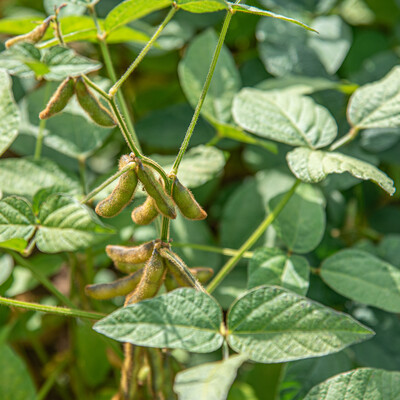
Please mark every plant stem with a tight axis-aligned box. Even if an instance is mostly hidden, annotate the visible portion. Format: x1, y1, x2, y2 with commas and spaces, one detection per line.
81, 161, 136, 204
81, 74, 111, 100
88, 4, 142, 153
109, 7, 178, 97
207, 180, 300, 293
34, 82, 51, 160
9, 251, 76, 309
171, 8, 234, 174
171, 242, 254, 259
0, 296, 104, 320
329, 126, 360, 151
109, 97, 141, 155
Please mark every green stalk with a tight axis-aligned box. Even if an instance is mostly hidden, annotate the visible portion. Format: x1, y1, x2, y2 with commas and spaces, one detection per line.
81, 74, 111, 100
88, 4, 142, 153
0, 296, 104, 320
207, 180, 300, 293
109, 7, 178, 96
329, 126, 360, 151
81, 161, 136, 204
171, 242, 254, 259
171, 9, 234, 175
109, 97, 141, 155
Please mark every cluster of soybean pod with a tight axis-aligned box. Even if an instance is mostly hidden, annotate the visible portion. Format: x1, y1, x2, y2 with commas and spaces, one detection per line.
39, 72, 213, 303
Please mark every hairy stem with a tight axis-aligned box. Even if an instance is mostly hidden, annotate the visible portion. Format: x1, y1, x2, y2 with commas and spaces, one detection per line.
0, 296, 104, 320
171, 242, 254, 259
171, 9, 234, 175
88, 3, 142, 153
207, 180, 300, 293
329, 126, 360, 151
109, 7, 178, 97
108, 97, 141, 155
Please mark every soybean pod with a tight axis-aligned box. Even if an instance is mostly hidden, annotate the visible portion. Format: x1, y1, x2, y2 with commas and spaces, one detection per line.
106, 241, 154, 265
39, 77, 75, 120
159, 247, 205, 292
172, 177, 207, 220
125, 244, 166, 305
85, 269, 144, 300
135, 161, 176, 219
95, 155, 138, 218
131, 196, 159, 225
75, 77, 116, 127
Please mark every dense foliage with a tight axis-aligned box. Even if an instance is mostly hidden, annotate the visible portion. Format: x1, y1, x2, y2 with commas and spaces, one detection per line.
0, 0, 400, 399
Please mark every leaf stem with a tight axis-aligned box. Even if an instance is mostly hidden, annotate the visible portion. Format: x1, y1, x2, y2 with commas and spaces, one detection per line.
88, 3, 142, 153
207, 180, 300, 293
109, 6, 178, 97
171, 8, 234, 175
0, 296, 104, 320
81, 161, 136, 204
329, 126, 360, 151
81, 74, 111, 100
108, 97, 140, 155
171, 242, 254, 259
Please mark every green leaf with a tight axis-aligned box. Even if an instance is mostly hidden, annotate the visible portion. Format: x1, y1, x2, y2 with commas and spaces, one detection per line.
0, 344, 36, 400
94, 288, 224, 353
177, 0, 228, 13
0, 239, 28, 252
35, 194, 112, 253
179, 29, 241, 124
0, 70, 20, 156
232, 89, 337, 148
304, 368, 400, 400
256, 18, 327, 78
227, 286, 374, 363
230, 3, 316, 32
105, 0, 172, 33
248, 247, 310, 295
321, 249, 400, 313
154, 145, 226, 188
0, 44, 101, 81
270, 184, 326, 254
348, 66, 400, 129
0, 17, 48, 36
308, 16, 352, 74
174, 354, 248, 400
0, 196, 36, 244
286, 147, 396, 195
0, 158, 80, 198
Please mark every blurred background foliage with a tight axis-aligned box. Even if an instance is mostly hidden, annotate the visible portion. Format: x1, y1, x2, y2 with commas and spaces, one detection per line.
0, 0, 400, 399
